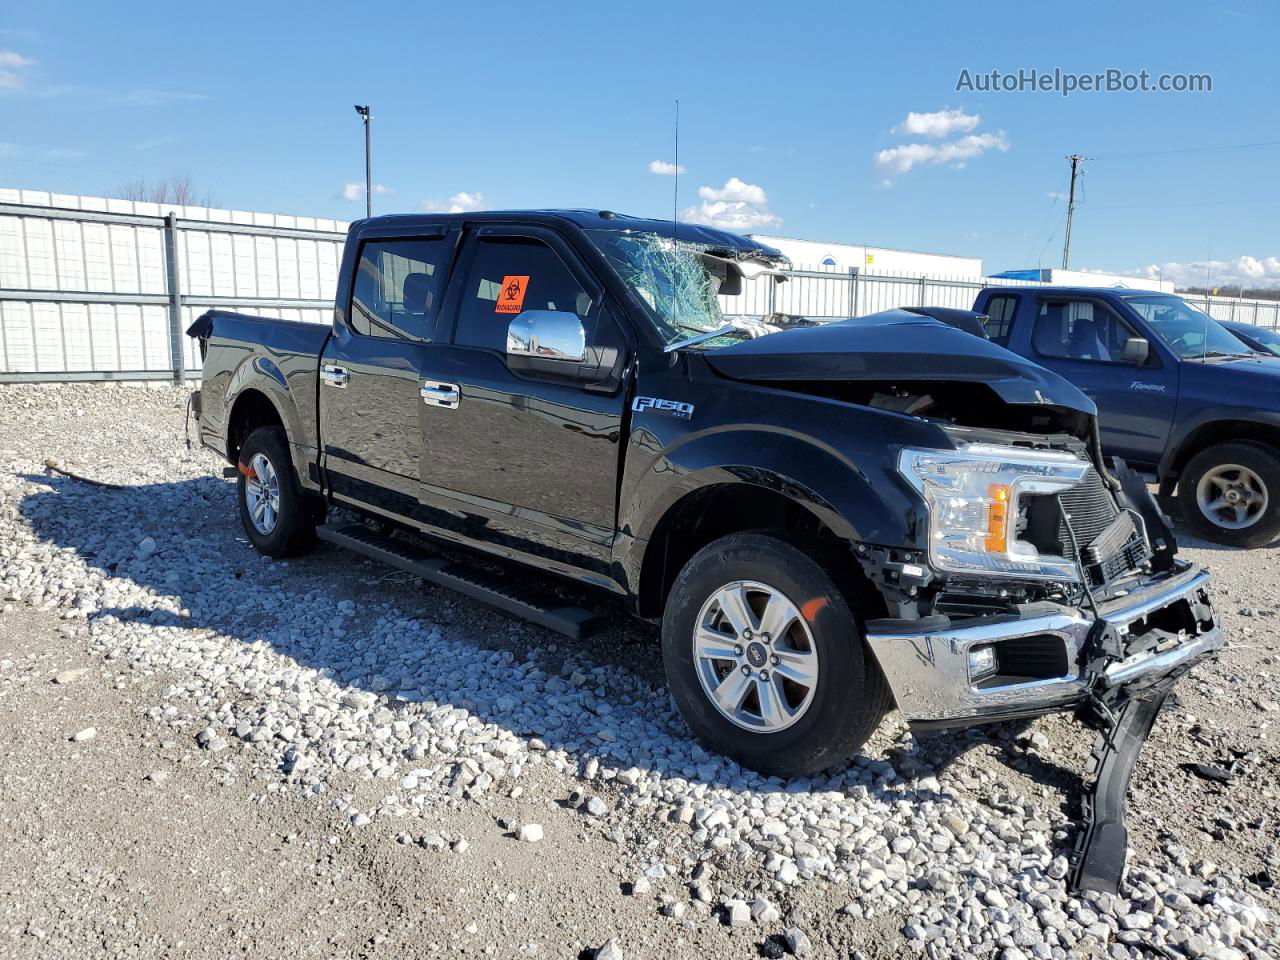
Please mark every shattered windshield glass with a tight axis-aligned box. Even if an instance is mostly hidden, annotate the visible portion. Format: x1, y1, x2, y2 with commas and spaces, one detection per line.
586, 229, 789, 348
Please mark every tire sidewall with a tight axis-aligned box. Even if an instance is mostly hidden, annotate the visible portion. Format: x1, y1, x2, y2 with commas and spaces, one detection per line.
662, 534, 881, 777
237, 427, 305, 557
1179, 442, 1280, 547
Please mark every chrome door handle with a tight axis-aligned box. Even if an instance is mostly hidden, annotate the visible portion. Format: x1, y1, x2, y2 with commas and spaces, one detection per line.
420, 380, 460, 409
321, 365, 350, 388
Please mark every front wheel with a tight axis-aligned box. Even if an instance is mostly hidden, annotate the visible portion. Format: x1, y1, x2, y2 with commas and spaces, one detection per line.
236, 426, 322, 557
1177, 441, 1280, 548
661, 532, 891, 778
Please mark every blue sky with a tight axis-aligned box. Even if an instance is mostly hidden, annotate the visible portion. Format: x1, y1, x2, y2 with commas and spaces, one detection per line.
1, 1, 1276, 288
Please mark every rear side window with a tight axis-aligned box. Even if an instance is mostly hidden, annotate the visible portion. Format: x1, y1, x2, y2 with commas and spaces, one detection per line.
981, 295, 1017, 345
350, 237, 451, 341
453, 237, 594, 352
1032, 299, 1138, 362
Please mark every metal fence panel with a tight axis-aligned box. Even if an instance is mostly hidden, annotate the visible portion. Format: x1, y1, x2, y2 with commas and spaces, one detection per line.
0, 189, 347, 380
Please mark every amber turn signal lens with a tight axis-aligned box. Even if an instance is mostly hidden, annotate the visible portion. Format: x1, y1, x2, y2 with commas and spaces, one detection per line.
984, 484, 1010, 553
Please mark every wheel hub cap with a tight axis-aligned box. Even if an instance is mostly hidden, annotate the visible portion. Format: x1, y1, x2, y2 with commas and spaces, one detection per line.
692, 580, 819, 734
1196, 463, 1267, 530
245, 452, 281, 535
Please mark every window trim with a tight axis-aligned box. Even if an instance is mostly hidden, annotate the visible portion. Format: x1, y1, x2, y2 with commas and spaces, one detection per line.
1031, 294, 1160, 369
346, 232, 454, 343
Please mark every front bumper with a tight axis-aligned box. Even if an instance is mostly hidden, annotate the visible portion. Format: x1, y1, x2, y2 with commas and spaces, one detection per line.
865, 564, 1219, 727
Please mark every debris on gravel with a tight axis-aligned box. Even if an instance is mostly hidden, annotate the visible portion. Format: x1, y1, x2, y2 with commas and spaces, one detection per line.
2, 383, 1279, 960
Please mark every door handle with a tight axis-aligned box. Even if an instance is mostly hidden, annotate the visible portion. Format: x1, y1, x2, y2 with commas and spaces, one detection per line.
321, 365, 350, 388
420, 380, 460, 409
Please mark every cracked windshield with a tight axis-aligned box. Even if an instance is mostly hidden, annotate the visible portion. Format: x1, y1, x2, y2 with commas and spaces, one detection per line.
587, 229, 789, 348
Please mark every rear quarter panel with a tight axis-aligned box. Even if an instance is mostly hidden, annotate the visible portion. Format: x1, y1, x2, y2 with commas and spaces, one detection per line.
197, 311, 331, 479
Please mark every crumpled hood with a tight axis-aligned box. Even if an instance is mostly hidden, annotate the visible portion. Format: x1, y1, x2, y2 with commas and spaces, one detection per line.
704, 310, 1096, 415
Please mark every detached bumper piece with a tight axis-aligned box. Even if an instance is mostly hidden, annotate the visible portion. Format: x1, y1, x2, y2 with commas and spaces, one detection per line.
865, 564, 1220, 893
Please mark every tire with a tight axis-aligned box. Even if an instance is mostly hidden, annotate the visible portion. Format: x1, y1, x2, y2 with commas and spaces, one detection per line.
1177, 441, 1280, 548
236, 426, 323, 557
661, 531, 892, 778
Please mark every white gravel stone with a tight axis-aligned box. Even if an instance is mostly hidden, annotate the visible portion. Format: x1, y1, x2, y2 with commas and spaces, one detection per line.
70, 727, 96, 742
516, 823, 543, 843
1, 384, 1276, 960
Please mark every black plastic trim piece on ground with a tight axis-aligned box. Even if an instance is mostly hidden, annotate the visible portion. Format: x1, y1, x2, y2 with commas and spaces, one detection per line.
1070, 681, 1174, 894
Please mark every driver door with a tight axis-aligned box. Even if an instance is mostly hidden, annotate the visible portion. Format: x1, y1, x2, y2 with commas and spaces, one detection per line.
1030, 296, 1178, 466
413, 225, 631, 579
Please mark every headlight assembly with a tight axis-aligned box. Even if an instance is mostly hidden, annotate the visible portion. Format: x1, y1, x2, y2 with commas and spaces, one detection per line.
899, 444, 1089, 581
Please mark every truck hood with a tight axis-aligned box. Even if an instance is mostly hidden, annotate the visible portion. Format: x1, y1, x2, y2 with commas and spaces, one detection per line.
704, 310, 1096, 415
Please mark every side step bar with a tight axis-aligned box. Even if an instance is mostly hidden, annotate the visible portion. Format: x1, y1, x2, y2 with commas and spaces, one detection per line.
316, 522, 607, 641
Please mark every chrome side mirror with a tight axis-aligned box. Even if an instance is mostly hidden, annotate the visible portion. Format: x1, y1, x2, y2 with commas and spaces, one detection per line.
506, 310, 586, 362
1121, 337, 1149, 364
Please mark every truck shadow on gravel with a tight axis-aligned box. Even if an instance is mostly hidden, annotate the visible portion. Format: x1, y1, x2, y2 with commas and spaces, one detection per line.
20, 473, 1084, 813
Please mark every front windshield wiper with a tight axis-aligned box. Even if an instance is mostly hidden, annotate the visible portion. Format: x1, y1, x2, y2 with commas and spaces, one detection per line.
1197, 350, 1255, 360
663, 324, 754, 353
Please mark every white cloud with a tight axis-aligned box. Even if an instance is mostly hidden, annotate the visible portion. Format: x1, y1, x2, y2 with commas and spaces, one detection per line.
875, 131, 1009, 178
648, 160, 686, 175
0, 49, 33, 90
894, 108, 980, 139
680, 177, 781, 231
341, 182, 392, 202
421, 191, 486, 213
1123, 256, 1280, 290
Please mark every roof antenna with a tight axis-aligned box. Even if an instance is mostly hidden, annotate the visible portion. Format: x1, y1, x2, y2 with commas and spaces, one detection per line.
672, 99, 679, 239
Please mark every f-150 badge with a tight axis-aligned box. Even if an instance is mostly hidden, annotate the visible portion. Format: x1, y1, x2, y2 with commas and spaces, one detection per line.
632, 396, 694, 419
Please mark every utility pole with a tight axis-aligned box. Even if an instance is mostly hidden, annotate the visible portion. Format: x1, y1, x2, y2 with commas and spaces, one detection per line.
1061, 154, 1084, 270
354, 105, 372, 218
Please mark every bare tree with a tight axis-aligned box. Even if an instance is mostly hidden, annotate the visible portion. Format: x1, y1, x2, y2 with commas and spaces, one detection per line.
114, 175, 215, 207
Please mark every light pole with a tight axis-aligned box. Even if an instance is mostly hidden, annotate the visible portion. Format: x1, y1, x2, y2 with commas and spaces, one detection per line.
353, 104, 372, 218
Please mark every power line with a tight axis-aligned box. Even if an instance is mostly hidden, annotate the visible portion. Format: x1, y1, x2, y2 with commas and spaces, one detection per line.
1092, 139, 1280, 160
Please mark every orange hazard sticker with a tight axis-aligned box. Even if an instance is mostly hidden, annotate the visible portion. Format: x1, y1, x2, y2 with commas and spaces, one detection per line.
495, 275, 530, 314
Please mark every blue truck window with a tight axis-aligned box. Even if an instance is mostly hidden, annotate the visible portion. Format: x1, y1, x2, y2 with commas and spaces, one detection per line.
1033, 299, 1137, 363
982, 295, 1017, 345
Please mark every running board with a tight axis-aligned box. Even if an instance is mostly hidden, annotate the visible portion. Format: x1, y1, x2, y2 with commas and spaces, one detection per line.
316, 523, 607, 641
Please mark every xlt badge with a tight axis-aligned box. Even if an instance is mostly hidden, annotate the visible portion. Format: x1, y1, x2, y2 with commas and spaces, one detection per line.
632, 396, 694, 419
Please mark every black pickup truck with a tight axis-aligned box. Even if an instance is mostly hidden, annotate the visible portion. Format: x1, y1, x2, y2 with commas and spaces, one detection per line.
189, 210, 1221, 891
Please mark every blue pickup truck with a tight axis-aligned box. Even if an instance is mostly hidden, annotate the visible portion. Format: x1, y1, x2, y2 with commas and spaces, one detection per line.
972, 287, 1280, 547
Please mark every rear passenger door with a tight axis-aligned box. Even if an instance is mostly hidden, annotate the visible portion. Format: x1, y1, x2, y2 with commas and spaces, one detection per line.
414, 224, 631, 580
319, 228, 458, 517
1029, 296, 1178, 466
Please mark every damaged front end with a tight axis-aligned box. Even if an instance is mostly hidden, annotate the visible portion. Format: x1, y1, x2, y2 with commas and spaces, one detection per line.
861, 455, 1220, 893
702, 309, 1222, 893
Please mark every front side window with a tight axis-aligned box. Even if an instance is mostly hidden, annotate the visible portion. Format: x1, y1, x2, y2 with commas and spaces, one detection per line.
1123, 295, 1253, 359
1032, 299, 1139, 363
350, 237, 450, 341
454, 237, 594, 352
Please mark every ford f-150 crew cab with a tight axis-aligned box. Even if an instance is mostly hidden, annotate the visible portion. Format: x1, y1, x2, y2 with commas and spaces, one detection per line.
189, 210, 1221, 892
974, 286, 1280, 547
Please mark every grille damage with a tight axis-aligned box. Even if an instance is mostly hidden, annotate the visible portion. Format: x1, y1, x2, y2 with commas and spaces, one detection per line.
1025, 467, 1150, 587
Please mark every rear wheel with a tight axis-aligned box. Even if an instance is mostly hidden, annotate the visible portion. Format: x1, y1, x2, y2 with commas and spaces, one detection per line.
661, 532, 891, 778
236, 426, 323, 557
1177, 441, 1280, 547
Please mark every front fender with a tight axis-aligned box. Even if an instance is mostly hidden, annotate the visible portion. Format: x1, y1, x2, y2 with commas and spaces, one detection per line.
622, 423, 930, 548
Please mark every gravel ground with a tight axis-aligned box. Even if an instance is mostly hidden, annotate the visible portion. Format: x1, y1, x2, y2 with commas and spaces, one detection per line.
0, 382, 1277, 960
